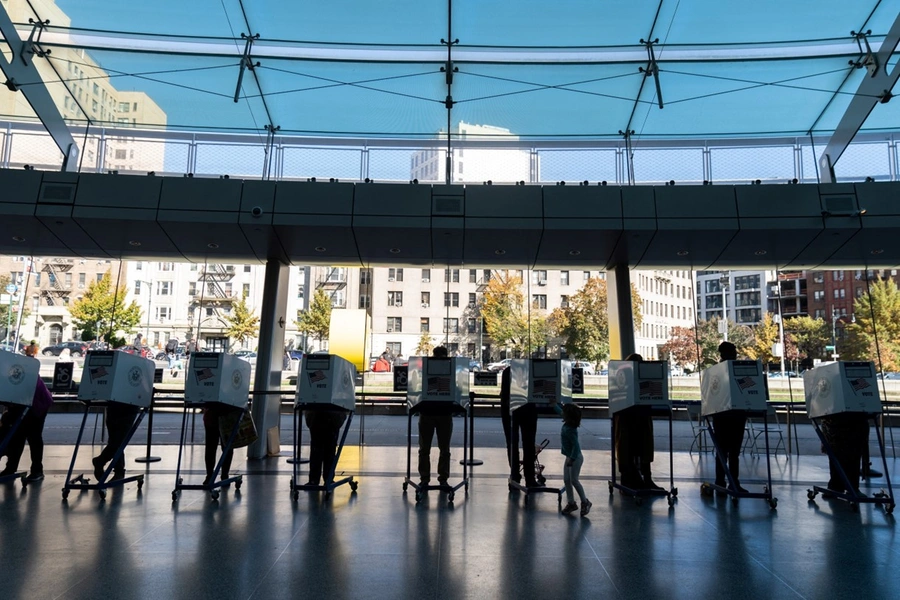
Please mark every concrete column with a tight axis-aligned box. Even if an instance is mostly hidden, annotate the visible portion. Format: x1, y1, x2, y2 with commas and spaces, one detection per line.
248, 259, 290, 459
607, 264, 636, 360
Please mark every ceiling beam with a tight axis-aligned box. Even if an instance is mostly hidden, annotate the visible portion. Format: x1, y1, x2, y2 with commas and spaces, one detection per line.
0, 5, 78, 171
819, 15, 900, 183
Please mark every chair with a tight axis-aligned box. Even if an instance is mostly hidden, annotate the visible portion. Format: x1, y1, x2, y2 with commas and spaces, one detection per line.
747, 405, 785, 458
687, 403, 712, 455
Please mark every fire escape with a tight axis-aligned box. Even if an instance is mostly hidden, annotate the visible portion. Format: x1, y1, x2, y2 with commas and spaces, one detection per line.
192, 264, 236, 329
317, 267, 347, 308
41, 258, 74, 307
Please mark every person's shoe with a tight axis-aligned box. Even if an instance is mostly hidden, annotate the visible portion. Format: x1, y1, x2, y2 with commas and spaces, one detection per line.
25, 472, 44, 482
92, 457, 104, 482
202, 477, 211, 486
113, 470, 125, 481
437, 478, 448, 487
643, 477, 665, 492
0, 468, 16, 477
734, 485, 749, 494
525, 480, 541, 489
864, 468, 883, 479
580, 500, 592, 516
562, 502, 578, 515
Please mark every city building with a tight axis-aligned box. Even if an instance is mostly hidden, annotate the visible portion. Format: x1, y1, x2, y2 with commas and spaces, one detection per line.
696, 270, 775, 327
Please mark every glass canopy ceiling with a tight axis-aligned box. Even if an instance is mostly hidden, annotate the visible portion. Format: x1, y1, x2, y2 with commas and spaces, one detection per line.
1, 0, 898, 140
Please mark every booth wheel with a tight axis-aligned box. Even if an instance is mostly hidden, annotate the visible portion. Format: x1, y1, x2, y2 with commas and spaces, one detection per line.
807, 489, 817, 501
700, 483, 713, 497
235, 480, 242, 491
172, 491, 179, 502
210, 490, 220, 501
350, 481, 358, 492
98, 490, 107, 501
886, 504, 895, 515
402, 482, 408, 493
608, 481, 614, 495
415, 491, 423, 503
849, 502, 859, 512
731, 496, 738, 506
62, 488, 70, 500
291, 490, 299, 501
768, 498, 778, 509
671, 487, 678, 497
635, 496, 643, 507
667, 495, 675, 507
448, 492, 455, 503
137, 480, 143, 491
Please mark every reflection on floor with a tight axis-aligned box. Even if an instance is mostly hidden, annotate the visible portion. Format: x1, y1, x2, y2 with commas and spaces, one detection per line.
0, 445, 896, 599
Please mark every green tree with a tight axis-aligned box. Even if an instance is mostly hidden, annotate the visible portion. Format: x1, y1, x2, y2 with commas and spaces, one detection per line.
295, 289, 332, 347
548, 277, 642, 365
69, 271, 142, 341
0, 274, 29, 341
480, 270, 549, 356
661, 318, 753, 371
843, 278, 900, 370
784, 315, 830, 360
744, 312, 779, 368
415, 332, 434, 356
224, 295, 259, 348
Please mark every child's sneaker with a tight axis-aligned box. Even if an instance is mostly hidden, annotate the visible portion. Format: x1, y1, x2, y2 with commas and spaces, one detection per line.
580, 500, 592, 516
562, 502, 578, 515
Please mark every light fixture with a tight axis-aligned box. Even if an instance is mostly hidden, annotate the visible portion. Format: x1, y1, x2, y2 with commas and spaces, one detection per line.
871, 249, 884, 255
676, 250, 689, 256
569, 250, 581, 256
11, 236, 25, 242
128, 240, 141, 247
754, 250, 767, 256
494, 249, 506, 255
389, 248, 401, 254
315, 247, 326, 252
207, 243, 219, 249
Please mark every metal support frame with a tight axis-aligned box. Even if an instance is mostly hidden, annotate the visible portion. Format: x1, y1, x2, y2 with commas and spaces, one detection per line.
0, 5, 78, 171
819, 17, 900, 183
639, 38, 664, 109
262, 123, 281, 181
234, 33, 261, 103
440, 0, 458, 185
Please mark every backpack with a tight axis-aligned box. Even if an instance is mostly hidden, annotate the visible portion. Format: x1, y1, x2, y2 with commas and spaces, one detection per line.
165, 339, 177, 353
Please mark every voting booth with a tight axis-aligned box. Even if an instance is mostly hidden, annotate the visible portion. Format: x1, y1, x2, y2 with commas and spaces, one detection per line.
0, 350, 40, 406
508, 359, 573, 412
406, 356, 470, 411
296, 354, 357, 412
700, 360, 767, 417
608, 360, 670, 415
185, 352, 251, 407
803, 361, 882, 419
77, 350, 154, 406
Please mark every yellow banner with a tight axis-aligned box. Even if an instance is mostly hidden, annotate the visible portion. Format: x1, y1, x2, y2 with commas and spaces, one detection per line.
328, 309, 370, 372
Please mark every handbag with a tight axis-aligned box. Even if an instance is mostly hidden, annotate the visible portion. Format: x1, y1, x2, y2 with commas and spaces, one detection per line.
219, 409, 259, 449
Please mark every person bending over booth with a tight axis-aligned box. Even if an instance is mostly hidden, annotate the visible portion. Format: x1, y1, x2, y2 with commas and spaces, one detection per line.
0, 377, 53, 481
305, 409, 347, 487
93, 402, 140, 481
711, 341, 747, 494
418, 346, 454, 486
500, 364, 539, 489
614, 353, 663, 491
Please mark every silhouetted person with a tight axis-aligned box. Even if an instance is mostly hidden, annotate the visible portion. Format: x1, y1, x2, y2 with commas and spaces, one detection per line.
711, 341, 747, 494
615, 353, 662, 491
418, 346, 454, 487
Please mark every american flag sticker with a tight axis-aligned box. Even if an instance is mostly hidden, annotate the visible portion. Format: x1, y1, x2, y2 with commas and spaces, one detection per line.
308, 370, 327, 384
639, 380, 664, 398
89, 366, 108, 382
427, 376, 450, 394
195, 367, 215, 383
850, 377, 870, 392
736, 376, 756, 392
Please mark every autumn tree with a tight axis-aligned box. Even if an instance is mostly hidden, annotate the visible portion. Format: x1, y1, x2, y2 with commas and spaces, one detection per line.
661, 318, 754, 371
0, 274, 29, 341
744, 312, 779, 367
784, 315, 830, 360
415, 332, 434, 356
480, 270, 549, 356
224, 295, 259, 348
69, 271, 142, 342
549, 277, 642, 366
843, 278, 900, 370
295, 289, 333, 348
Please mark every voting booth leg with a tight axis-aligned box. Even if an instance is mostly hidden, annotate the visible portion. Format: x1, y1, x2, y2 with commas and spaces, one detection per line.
808, 417, 894, 514
63, 403, 146, 501
460, 392, 483, 466
701, 414, 777, 509
172, 403, 245, 503
134, 395, 161, 464
286, 407, 309, 465
0, 407, 28, 487
607, 409, 676, 506
290, 410, 357, 499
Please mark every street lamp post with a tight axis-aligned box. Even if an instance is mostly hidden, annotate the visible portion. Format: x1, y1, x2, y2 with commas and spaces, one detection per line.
830, 307, 840, 360
772, 284, 786, 374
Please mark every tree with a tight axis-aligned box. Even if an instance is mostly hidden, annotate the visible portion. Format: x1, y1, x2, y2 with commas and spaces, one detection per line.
549, 277, 642, 366
843, 278, 900, 370
69, 271, 142, 342
480, 270, 550, 356
224, 295, 259, 348
661, 318, 754, 371
295, 289, 332, 347
744, 312, 779, 368
784, 315, 830, 360
415, 332, 434, 356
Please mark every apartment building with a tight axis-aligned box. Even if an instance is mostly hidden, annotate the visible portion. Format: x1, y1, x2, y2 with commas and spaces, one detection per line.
634, 269, 696, 360
696, 270, 774, 327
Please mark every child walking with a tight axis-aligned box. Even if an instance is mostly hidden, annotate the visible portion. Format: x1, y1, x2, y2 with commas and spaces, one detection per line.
559, 403, 591, 516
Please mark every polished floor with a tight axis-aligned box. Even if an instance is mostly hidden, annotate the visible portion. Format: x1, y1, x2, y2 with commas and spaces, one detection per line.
0, 425, 897, 600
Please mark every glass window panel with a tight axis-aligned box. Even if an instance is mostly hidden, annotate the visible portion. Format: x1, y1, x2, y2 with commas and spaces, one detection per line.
833, 142, 892, 182
537, 149, 617, 184
709, 146, 795, 183
281, 147, 363, 181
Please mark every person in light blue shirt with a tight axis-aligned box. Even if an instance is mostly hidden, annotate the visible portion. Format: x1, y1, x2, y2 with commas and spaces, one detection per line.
556, 402, 591, 516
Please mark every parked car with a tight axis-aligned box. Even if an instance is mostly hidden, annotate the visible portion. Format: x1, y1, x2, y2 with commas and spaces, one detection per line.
468, 360, 482, 372
42, 341, 89, 358
486, 358, 512, 372
118, 345, 153, 359
572, 361, 595, 375
0, 342, 25, 354
288, 350, 304, 361
768, 370, 799, 378
234, 350, 258, 366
